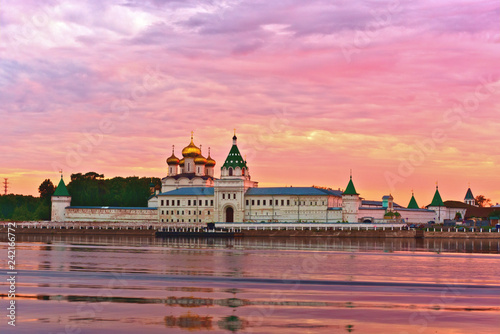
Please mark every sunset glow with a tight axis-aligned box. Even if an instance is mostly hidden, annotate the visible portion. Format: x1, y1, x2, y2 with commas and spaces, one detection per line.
2, 0, 500, 206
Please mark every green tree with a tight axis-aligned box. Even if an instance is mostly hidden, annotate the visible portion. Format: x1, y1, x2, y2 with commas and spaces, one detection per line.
11, 204, 36, 221
34, 202, 51, 220
475, 195, 491, 208
66, 172, 158, 207
39, 179, 55, 199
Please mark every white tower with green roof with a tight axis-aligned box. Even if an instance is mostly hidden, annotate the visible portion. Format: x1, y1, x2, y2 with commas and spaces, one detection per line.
341, 175, 360, 223
464, 187, 476, 206
214, 132, 258, 222
51, 175, 72, 222
427, 185, 445, 223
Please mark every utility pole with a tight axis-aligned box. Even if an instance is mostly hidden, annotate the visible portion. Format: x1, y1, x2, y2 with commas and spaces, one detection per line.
3, 178, 8, 195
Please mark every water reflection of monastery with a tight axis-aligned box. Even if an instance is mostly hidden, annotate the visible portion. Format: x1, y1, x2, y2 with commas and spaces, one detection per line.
52, 132, 482, 224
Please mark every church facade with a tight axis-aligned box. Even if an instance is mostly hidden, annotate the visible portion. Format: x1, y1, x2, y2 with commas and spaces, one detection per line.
52, 132, 478, 225
147, 133, 435, 225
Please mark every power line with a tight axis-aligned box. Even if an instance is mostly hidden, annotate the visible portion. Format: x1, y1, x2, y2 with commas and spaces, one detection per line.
3, 178, 8, 195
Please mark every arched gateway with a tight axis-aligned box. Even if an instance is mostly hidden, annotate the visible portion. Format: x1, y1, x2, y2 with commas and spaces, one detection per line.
225, 206, 234, 223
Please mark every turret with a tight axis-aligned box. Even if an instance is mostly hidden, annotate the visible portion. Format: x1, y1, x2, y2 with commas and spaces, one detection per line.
51, 175, 71, 222
342, 174, 360, 223
427, 184, 445, 223
464, 187, 476, 206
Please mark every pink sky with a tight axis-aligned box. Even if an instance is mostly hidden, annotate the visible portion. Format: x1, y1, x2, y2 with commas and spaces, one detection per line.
2, 0, 500, 207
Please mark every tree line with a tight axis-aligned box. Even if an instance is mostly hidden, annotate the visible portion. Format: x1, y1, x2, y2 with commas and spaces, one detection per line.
0, 172, 160, 221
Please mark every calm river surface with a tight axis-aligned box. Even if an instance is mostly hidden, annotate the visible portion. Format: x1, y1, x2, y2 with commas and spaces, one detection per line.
1, 235, 500, 334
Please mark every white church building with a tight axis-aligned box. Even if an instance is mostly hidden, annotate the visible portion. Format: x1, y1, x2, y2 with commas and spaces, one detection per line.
147, 133, 435, 225
52, 132, 465, 225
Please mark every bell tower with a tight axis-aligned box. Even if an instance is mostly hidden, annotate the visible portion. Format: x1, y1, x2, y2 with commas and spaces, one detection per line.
214, 132, 257, 222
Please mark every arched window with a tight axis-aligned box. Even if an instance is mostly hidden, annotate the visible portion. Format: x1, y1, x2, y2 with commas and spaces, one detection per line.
242, 168, 245, 176
228, 167, 233, 176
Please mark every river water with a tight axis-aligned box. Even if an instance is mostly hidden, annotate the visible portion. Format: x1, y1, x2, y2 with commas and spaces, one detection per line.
1, 235, 499, 334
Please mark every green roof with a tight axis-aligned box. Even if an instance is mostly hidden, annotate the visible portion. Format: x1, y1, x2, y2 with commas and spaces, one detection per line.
53, 177, 70, 197
407, 194, 419, 209
343, 176, 358, 195
429, 187, 444, 206
464, 188, 474, 200
222, 144, 247, 169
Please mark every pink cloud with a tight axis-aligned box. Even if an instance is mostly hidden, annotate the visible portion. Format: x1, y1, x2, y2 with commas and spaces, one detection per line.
1, 0, 500, 206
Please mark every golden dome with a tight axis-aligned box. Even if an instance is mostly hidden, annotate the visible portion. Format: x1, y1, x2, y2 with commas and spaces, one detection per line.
205, 147, 216, 167
182, 132, 201, 158
194, 154, 206, 165
179, 158, 185, 167
166, 145, 180, 165
195, 145, 207, 164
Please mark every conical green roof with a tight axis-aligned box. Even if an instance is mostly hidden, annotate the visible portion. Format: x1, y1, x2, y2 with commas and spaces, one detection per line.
222, 143, 247, 169
53, 177, 70, 197
464, 188, 474, 200
407, 193, 419, 209
429, 186, 444, 206
343, 176, 358, 195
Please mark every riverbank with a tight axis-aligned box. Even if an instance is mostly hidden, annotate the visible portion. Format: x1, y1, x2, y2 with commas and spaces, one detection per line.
2, 223, 500, 239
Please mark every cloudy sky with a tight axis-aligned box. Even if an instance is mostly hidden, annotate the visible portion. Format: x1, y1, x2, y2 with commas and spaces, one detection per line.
2, 0, 500, 206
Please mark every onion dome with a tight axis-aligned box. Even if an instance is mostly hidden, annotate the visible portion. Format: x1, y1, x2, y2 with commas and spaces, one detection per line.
206, 147, 216, 167
194, 145, 207, 165
166, 145, 180, 165
179, 158, 185, 167
194, 154, 207, 164
182, 132, 201, 158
